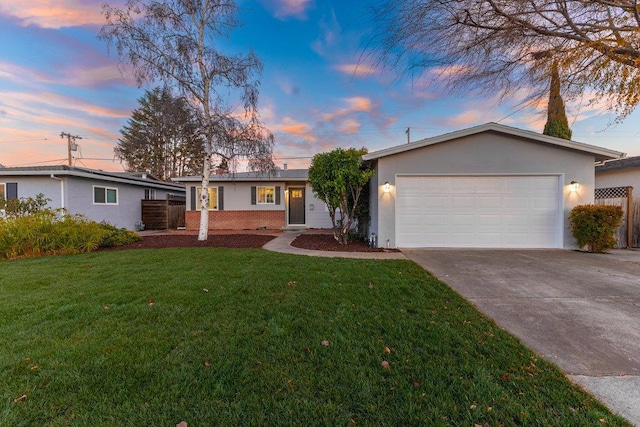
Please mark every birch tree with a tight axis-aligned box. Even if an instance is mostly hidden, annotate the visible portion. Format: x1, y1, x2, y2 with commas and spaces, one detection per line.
101, 0, 274, 240
367, 0, 640, 122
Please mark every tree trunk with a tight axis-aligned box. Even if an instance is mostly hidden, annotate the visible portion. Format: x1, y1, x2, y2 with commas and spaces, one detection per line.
198, 143, 212, 241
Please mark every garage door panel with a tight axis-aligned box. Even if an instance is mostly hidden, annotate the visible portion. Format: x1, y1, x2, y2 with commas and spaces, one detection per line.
476, 196, 503, 209
450, 196, 476, 209
396, 175, 560, 248
476, 215, 502, 227
534, 195, 558, 209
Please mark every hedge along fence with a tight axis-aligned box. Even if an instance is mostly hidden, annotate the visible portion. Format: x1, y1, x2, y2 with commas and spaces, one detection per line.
569, 205, 624, 253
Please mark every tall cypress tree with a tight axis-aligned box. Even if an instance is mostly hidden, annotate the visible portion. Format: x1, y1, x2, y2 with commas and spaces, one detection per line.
543, 61, 572, 140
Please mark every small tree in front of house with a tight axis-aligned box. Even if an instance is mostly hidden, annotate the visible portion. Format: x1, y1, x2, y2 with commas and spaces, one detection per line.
308, 148, 374, 245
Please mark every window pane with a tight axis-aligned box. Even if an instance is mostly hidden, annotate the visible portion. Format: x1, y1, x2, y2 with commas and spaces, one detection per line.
107, 188, 117, 204
197, 187, 218, 210
94, 187, 105, 203
258, 186, 274, 204
208, 187, 217, 209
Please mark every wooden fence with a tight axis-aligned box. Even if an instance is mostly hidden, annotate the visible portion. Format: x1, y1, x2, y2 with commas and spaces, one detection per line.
594, 186, 636, 248
141, 195, 186, 230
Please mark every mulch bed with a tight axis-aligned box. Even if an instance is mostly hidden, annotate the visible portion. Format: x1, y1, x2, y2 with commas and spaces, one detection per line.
100, 234, 276, 251
291, 233, 400, 252
100, 232, 399, 253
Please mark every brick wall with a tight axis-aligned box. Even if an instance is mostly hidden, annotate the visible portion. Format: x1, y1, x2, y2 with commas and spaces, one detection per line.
185, 210, 285, 230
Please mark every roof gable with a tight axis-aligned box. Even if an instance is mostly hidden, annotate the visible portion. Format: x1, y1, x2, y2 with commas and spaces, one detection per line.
362, 123, 625, 163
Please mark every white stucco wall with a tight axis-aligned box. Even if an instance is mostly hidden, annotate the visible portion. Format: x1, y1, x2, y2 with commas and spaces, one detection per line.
304, 185, 334, 229
370, 132, 597, 249
596, 168, 640, 194
0, 177, 64, 208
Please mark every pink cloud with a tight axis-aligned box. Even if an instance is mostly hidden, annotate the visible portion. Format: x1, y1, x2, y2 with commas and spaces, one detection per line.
0, 0, 111, 28
0, 61, 134, 89
258, 0, 313, 20
336, 118, 361, 135
333, 63, 378, 78
322, 97, 374, 121
277, 117, 317, 141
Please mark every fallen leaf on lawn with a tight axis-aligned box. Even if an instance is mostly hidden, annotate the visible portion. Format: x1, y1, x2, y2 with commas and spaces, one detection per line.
176, 422, 188, 427
368, 282, 373, 289
381, 361, 390, 369
487, 406, 493, 412
103, 306, 110, 311
23, 357, 30, 361
501, 373, 510, 381
412, 380, 420, 388
305, 347, 311, 354
384, 346, 391, 354
204, 361, 211, 368
203, 288, 209, 293
470, 404, 477, 410
30, 365, 39, 370
287, 281, 296, 287
321, 340, 330, 346
350, 418, 356, 425
148, 299, 155, 307
13, 394, 27, 403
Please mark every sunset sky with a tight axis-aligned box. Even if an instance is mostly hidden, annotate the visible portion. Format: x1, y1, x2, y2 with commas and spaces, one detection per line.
1, 0, 638, 172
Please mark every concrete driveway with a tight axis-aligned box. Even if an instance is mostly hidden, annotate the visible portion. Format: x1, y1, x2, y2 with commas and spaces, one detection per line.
403, 249, 640, 426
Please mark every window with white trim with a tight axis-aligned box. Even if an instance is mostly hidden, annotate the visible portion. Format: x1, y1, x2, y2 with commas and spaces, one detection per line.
197, 187, 218, 210
144, 189, 156, 200
94, 186, 118, 205
257, 186, 275, 204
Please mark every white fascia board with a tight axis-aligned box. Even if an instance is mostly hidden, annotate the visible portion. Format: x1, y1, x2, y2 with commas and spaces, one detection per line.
362, 122, 625, 162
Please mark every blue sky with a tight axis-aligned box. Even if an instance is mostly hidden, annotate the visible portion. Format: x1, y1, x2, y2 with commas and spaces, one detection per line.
0, 0, 638, 171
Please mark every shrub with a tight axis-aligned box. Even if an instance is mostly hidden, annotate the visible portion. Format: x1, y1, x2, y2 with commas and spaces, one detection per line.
569, 205, 623, 253
0, 193, 51, 218
0, 196, 140, 259
97, 222, 141, 247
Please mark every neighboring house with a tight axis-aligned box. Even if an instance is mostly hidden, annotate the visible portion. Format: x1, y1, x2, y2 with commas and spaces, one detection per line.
0, 165, 185, 230
173, 168, 334, 230
362, 122, 624, 249
595, 155, 640, 193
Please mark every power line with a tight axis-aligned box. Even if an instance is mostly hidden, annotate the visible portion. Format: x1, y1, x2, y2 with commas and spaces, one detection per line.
5, 158, 68, 167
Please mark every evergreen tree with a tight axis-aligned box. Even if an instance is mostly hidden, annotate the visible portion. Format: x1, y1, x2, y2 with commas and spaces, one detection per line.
116, 87, 204, 181
543, 62, 572, 140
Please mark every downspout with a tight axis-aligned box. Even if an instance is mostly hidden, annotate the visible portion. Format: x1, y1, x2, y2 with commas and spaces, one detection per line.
50, 174, 64, 210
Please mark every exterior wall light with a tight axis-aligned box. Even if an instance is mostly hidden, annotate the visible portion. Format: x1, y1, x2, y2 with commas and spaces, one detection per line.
570, 181, 580, 191
383, 181, 391, 193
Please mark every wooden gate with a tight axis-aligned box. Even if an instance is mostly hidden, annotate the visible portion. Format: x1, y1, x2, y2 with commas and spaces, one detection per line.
141, 195, 186, 230
594, 186, 635, 248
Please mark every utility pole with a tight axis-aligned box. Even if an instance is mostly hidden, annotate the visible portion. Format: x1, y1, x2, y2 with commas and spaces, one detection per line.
60, 132, 82, 166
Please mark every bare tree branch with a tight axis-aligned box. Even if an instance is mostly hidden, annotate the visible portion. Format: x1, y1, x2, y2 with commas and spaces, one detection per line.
366, 0, 640, 121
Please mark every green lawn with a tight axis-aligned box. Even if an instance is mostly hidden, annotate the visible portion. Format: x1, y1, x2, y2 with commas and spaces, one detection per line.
0, 248, 630, 426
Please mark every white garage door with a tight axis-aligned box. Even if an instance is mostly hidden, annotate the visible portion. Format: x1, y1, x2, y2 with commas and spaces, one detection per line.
396, 175, 561, 248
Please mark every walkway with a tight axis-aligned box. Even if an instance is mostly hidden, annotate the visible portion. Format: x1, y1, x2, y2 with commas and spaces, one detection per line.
262, 230, 406, 260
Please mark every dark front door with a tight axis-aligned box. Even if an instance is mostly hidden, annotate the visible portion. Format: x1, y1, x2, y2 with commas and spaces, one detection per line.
288, 187, 305, 225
